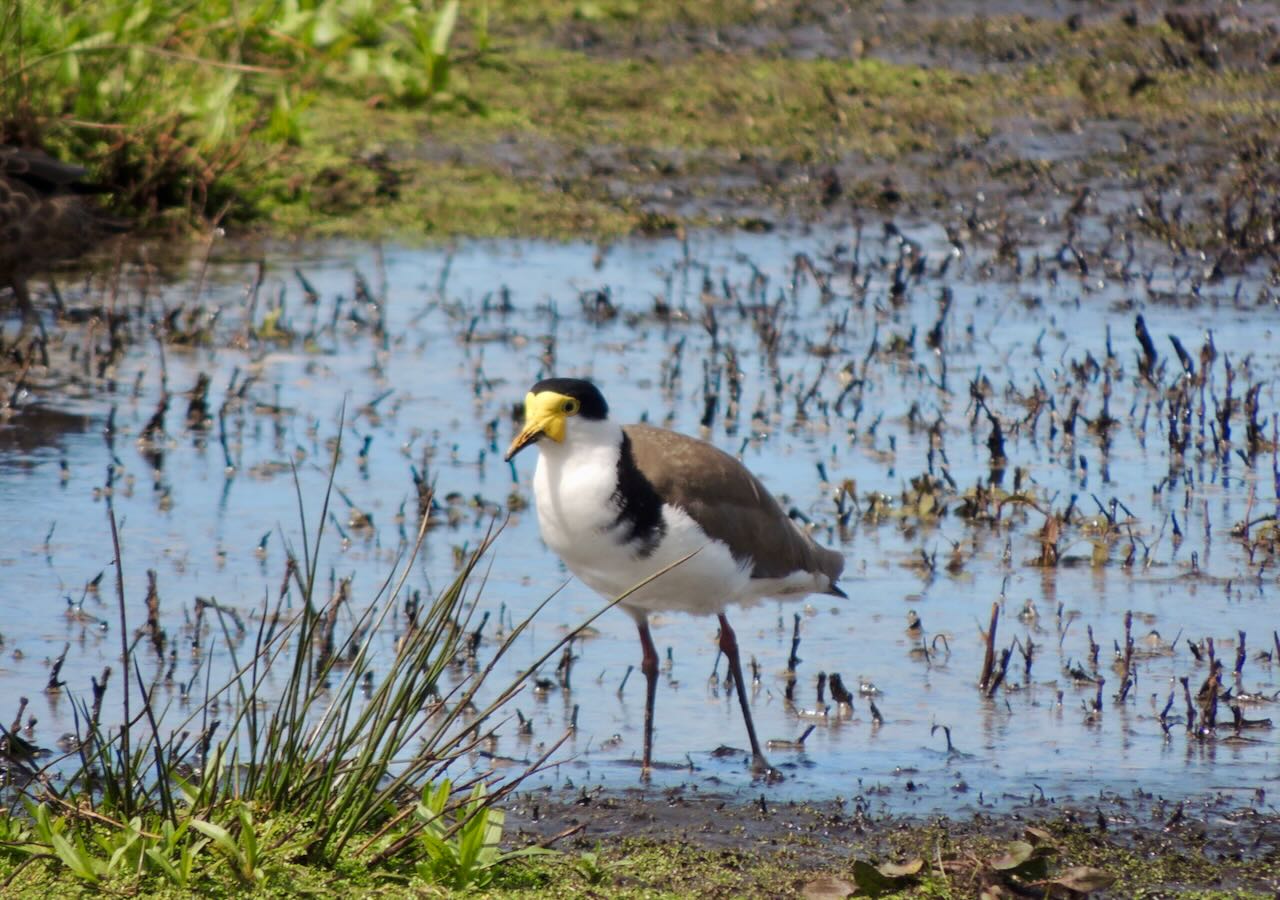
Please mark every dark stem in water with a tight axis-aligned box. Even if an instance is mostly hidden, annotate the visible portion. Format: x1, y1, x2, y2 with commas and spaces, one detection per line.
105, 464, 133, 817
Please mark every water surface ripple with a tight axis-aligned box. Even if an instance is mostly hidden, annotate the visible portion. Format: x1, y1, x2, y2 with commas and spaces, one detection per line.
1, 226, 1277, 814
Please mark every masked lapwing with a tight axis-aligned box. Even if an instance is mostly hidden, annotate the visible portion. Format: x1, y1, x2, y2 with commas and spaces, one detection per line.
505, 377, 845, 778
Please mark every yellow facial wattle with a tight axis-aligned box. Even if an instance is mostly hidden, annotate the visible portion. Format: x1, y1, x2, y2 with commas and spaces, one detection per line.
504, 391, 573, 460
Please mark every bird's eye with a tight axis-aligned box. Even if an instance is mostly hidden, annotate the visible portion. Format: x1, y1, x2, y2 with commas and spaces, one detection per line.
562, 399, 580, 414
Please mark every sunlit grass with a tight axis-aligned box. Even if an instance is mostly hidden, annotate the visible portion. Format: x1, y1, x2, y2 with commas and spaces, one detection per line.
0, 438, 592, 891
0, 0, 472, 223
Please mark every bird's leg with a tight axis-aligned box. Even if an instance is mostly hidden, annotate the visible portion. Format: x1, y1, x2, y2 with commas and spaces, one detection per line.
718, 613, 781, 781
636, 617, 659, 775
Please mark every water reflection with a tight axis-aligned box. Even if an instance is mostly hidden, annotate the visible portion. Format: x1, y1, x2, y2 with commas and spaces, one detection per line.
0, 404, 92, 462
0, 228, 1277, 812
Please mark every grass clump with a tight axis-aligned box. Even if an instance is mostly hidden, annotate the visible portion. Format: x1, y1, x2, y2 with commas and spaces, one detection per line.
0, 450, 587, 894
0, 0, 474, 223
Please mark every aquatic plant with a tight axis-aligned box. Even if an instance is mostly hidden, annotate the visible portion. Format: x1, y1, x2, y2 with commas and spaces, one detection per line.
408, 779, 553, 890
0, 437, 585, 889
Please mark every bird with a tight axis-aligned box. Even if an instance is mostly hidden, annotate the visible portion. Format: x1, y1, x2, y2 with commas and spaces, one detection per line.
505, 377, 845, 778
0, 145, 127, 326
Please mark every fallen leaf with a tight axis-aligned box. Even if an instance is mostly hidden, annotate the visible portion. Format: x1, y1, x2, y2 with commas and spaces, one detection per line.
878, 858, 924, 877
801, 874, 855, 900
988, 840, 1054, 880
1023, 826, 1054, 845
988, 841, 1034, 871
852, 858, 922, 897
1051, 865, 1117, 894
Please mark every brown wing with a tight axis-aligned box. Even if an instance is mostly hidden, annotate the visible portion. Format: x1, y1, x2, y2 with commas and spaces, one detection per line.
623, 423, 844, 588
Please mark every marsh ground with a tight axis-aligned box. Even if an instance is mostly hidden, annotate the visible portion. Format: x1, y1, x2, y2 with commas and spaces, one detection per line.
2, 1, 1279, 896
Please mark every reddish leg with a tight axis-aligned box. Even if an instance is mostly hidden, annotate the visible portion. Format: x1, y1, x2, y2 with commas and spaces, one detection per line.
637, 617, 659, 774
718, 613, 780, 780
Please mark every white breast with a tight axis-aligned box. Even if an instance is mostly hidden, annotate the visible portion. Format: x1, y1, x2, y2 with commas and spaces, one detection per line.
532, 438, 753, 617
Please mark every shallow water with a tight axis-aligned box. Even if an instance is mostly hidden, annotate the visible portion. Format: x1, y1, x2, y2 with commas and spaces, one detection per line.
1, 225, 1278, 815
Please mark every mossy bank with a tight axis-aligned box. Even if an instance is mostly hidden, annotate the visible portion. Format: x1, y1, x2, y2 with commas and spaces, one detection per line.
3, 0, 1276, 243
6, 793, 1280, 897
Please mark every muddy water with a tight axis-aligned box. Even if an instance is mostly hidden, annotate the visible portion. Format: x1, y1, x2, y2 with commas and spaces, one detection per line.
1, 227, 1277, 814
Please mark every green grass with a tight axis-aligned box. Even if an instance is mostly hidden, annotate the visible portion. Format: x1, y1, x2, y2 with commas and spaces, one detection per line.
438, 51, 988, 156
8, 817, 1277, 897
1, 0, 1276, 240
0, 440, 601, 894
1, 0, 471, 225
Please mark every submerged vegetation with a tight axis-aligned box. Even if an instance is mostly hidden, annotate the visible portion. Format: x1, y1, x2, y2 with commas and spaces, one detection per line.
0, 460, 591, 893
2, 211, 1279, 895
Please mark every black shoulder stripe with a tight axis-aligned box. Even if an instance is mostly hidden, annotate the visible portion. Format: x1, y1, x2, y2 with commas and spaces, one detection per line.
609, 433, 666, 557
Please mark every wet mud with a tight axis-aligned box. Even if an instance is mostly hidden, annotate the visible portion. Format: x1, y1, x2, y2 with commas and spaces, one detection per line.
505, 788, 1280, 895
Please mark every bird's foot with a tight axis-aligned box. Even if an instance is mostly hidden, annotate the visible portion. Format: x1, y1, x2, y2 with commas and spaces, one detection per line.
751, 755, 784, 784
